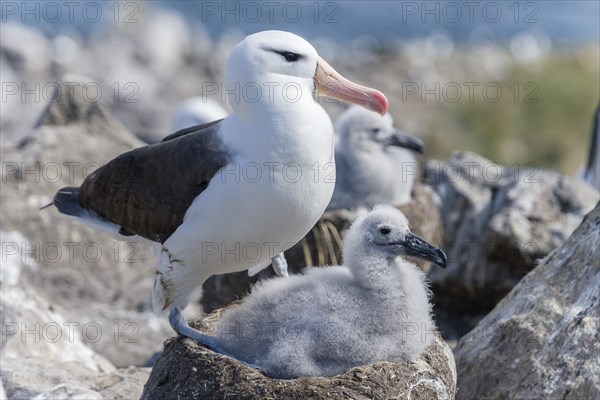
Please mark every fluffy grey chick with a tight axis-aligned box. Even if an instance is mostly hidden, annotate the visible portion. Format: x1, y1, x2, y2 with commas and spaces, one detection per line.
328, 106, 425, 210
189, 205, 447, 379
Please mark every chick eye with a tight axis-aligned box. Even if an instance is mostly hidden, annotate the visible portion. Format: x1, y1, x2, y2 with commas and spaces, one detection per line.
379, 227, 391, 235
371, 128, 381, 134
283, 52, 300, 62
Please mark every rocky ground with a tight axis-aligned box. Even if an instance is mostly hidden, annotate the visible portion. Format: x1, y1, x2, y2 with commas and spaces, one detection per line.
2, 73, 598, 400
1, 78, 167, 399
425, 151, 598, 339
1, 12, 599, 400
454, 202, 600, 399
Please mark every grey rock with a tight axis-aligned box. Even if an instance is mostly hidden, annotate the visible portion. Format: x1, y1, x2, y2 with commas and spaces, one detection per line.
425, 151, 598, 314
0, 23, 52, 143
31, 385, 103, 400
0, 22, 52, 75
68, 308, 168, 368
1, 357, 150, 400
141, 306, 457, 400
1, 75, 172, 367
453, 201, 600, 399
1, 238, 115, 373
201, 183, 444, 312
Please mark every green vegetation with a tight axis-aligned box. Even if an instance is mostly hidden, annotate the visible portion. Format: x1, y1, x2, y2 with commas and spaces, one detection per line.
429, 46, 599, 174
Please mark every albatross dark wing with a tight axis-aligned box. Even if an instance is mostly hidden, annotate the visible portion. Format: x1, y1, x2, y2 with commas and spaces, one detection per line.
161, 119, 224, 142
56, 121, 229, 243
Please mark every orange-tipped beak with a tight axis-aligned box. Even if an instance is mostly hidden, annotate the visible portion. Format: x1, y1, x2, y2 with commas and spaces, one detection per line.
315, 56, 388, 116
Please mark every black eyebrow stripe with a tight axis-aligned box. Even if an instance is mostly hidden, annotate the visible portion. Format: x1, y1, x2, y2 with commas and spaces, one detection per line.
264, 48, 304, 59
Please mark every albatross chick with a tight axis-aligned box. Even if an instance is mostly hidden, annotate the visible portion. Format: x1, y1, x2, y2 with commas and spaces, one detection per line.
190, 205, 446, 379
328, 105, 424, 210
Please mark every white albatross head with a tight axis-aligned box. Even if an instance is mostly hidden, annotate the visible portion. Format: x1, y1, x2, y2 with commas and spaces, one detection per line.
226, 31, 388, 116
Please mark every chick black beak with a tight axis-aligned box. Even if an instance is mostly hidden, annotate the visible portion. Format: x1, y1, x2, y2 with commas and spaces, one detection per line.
390, 232, 446, 268
386, 131, 424, 154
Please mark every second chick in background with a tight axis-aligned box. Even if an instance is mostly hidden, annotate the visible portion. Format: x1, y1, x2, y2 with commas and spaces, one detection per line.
328, 105, 424, 210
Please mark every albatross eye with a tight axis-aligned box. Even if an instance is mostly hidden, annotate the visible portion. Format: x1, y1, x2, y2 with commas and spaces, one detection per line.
283, 52, 300, 62
270, 49, 303, 63
282, 53, 300, 62
379, 227, 391, 235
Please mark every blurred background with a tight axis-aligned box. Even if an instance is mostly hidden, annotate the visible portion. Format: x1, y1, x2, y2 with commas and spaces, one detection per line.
2, 0, 599, 173
1, 2, 599, 395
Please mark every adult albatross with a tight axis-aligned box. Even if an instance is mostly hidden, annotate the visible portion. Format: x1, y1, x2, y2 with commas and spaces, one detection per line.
52, 31, 388, 341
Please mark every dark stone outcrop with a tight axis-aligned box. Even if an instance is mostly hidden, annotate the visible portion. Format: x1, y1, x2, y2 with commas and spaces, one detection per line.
424, 152, 598, 337
453, 201, 600, 399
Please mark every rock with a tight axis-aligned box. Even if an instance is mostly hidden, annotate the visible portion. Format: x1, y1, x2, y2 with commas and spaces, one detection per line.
1, 234, 115, 374
4, 235, 157, 399
1, 283, 116, 374
90, 367, 151, 400
34, 76, 130, 130
453, 201, 600, 399
0, 22, 52, 75
31, 385, 103, 400
0, 75, 172, 367
1, 357, 150, 400
65, 308, 170, 369
0, 23, 53, 143
141, 307, 457, 399
201, 183, 443, 312
424, 151, 598, 337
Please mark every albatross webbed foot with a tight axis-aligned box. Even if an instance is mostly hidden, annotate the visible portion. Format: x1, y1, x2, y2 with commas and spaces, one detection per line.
271, 252, 289, 277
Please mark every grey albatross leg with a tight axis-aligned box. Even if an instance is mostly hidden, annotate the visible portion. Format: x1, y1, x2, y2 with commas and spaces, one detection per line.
168, 308, 266, 371
271, 252, 289, 277
168, 308, 227, 353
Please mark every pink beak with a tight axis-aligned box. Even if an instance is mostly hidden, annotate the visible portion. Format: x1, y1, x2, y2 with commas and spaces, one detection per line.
314, 56, 388, 116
